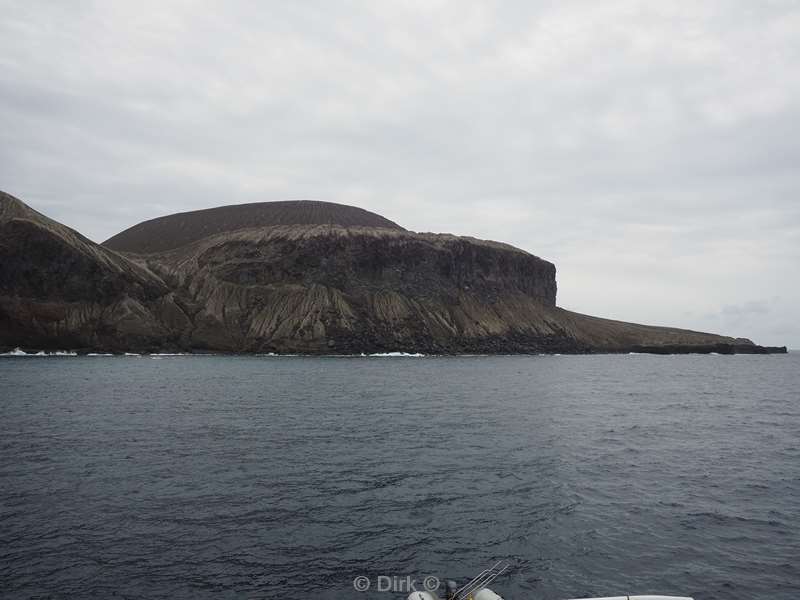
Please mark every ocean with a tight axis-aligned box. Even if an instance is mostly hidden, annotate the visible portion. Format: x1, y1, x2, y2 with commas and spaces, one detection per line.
1, 353, 798, 600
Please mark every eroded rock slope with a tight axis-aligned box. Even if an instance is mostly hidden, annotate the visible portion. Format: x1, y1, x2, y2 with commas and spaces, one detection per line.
0, 192, 786, 354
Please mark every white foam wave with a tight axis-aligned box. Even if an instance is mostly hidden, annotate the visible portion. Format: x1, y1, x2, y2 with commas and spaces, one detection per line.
1, 348, 77, 357
368, 352, 426, 357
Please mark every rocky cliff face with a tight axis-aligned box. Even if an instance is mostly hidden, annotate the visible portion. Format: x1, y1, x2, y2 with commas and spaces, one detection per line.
0, 191, 190, 351
0, 192, 786, 354
132, 225, 558, 353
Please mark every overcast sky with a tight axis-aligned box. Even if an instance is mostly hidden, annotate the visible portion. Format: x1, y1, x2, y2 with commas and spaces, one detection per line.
1, 1, 798, 347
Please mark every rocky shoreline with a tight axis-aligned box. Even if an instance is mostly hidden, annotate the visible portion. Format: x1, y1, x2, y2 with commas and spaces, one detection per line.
1, 340, 787, 357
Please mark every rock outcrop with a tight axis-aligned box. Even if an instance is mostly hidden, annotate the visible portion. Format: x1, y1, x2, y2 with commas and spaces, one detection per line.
0, 191, 191, 351
0, 192, 786, 354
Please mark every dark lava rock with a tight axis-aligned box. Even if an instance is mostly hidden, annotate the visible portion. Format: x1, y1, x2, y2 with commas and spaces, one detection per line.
0, 191, 786, 355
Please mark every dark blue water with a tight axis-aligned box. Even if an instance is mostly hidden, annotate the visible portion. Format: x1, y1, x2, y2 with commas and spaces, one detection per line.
1, 353, 798, 600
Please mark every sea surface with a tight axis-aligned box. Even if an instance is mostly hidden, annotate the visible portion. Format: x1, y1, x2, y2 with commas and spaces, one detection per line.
1, 353, 798, 600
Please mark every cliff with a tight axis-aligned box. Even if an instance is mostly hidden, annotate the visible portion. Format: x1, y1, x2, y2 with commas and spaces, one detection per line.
0, 192, 786, 354
0, 191, 191, 351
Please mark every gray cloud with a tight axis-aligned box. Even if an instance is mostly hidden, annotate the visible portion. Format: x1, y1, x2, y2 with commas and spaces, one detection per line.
1, 0, 798, 347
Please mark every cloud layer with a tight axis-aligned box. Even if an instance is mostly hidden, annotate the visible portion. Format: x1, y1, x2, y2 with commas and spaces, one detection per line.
2, 1, 798, 346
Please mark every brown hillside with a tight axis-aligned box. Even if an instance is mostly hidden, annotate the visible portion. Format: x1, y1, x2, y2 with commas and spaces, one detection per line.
103, 200, 405, 253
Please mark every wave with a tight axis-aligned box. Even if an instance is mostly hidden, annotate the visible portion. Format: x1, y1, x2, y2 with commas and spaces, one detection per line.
367, 352, 426, 357
1, 348, 77, 357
